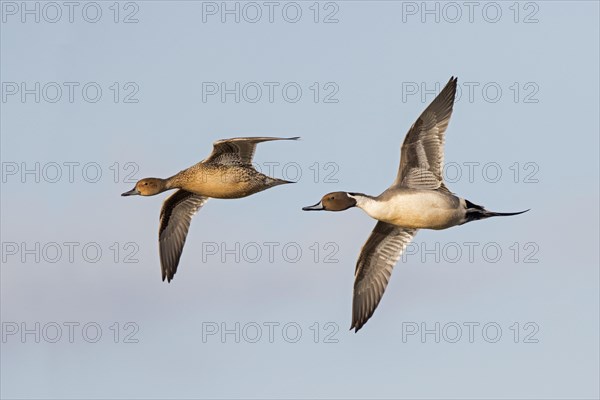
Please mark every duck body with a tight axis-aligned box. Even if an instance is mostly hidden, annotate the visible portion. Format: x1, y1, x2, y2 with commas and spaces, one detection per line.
353, 189, 465, 230
167, 163, 289, 199
303, 77, 528, 332
122, 136, 299, 282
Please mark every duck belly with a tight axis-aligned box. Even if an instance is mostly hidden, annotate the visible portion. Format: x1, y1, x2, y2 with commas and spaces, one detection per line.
371, 191, 464, 230
179, 166, 270, 199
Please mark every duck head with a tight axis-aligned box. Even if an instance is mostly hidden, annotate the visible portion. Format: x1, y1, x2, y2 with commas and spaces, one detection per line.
302, 191, 358, 212
121, 178, 167, 196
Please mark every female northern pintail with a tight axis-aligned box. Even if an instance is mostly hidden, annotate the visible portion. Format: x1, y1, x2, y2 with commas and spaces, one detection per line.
303, 77, 528, 332
122, 137, 299, 282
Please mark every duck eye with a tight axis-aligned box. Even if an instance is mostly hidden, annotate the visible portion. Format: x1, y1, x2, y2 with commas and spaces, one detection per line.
144, 182, 148, 186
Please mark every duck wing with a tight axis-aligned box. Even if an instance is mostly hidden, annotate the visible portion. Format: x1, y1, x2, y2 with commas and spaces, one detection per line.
392, 77, 458, 193
159, 190, 209, 282
352, 221, 417, 332
204, 137, 299, 166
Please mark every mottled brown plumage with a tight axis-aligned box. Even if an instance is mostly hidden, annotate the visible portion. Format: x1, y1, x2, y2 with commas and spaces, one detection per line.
122, 136, 299, 282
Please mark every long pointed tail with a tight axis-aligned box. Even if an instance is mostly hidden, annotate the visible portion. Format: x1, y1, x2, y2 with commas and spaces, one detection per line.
463, 199, 529, 223
482, 210, 530, 218
266, 176, 296, 187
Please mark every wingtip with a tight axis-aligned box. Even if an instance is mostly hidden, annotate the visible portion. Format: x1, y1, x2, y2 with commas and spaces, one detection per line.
446, 76, 458, 87
350, 321, 363, 333
162, 271, 174, 283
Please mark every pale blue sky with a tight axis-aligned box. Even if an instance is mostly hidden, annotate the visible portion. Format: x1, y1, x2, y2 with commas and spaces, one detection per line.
1, 1, 599, 399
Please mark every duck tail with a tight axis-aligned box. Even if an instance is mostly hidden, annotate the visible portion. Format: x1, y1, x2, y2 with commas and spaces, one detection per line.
266, 177, 296, 187
463, 199, 529, 224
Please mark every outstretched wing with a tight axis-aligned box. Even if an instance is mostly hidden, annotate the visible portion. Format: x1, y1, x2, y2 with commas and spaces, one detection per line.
203, 137, 299, 166
392, 77, 458, 192
352, 222, 417, 332
159, 190, 209, 282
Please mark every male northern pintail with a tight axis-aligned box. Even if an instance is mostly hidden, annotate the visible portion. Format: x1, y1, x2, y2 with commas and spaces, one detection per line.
303, 77, 528, 332
122, 137, 299, 282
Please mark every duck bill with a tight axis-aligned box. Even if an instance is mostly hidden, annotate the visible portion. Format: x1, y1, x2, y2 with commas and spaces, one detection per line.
121, 188, 140, 196
302, 201, 325, 211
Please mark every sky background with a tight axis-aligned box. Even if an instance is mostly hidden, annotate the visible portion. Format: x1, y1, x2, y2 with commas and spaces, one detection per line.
1, 1, 599, 399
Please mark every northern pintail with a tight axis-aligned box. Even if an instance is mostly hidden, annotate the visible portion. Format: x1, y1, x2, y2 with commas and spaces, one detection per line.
303, 77, 528, 332
122, 137, 299, 282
